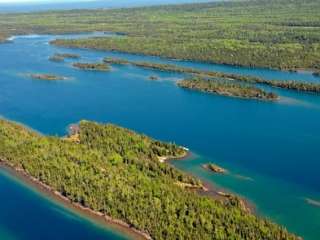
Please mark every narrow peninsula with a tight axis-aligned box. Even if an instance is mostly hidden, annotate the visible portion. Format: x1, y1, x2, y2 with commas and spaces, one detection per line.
103, 57, 320, 94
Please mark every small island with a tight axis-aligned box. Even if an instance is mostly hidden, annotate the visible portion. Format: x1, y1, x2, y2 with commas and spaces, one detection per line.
178, 78, 279, 101
29, 73, 67, 81
203, 163, 227, 174
72, 62, 110, 71
103, 57, 200, 74
49, 53, 80, 62
313, 71, 320, 77
104, 57, 129, 65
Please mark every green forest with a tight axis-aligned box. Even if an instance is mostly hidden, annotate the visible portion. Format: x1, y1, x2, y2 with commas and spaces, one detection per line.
2, 0, 319, 71
177, 77, 278, 100
0, 0, 319, 70
72, 62, 111, 71
0, 119, 298, 240
103, 57, 320, 93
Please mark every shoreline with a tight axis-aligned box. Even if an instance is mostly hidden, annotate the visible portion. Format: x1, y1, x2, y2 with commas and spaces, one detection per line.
51, 40, 320, 74
165, 151, 256, 214
0, 160, 151, 240
0, 148, 255, 239
2, 32, 318, 74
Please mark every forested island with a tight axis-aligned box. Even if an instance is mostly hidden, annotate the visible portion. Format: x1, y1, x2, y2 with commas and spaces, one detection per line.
0, 0, 319, 71
49, 53, 80, 62
72, 62, 110, 71
178, 78, 279, 101
29, 73, 66, 81
0, 119, 298, 240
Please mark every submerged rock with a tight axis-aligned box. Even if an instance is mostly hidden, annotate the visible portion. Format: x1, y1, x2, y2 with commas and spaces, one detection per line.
149, 75, 159, 80
305, 198, 320, 208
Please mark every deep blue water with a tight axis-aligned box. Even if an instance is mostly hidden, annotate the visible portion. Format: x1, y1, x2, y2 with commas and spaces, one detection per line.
0, 33, 320, 240
0, 170, 129, 240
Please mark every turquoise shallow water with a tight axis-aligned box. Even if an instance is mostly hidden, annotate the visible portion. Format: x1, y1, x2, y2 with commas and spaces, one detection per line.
0, 33, 320, 240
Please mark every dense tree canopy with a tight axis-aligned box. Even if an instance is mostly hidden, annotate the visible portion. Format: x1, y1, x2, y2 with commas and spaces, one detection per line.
0, 119, 298, 240
0, 0, 319, 70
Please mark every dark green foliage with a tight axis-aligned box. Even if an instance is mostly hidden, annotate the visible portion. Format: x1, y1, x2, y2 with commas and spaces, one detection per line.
0, 119, 298, 240
1, 0, 319, 70
178, 78, 278, 100
56, 53, 80, 59
72, 62, 110, 71
105, 57, 320, 93
49, 53, 80, 62
257, 79, 320, 93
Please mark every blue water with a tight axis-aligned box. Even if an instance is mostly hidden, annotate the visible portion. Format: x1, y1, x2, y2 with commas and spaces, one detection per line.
0, 33, 320, 240
0, 169, 129, 240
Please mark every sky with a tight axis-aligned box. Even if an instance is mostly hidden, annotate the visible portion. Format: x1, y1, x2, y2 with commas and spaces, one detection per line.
0, 0, 92, 3
0, 0, 212, 12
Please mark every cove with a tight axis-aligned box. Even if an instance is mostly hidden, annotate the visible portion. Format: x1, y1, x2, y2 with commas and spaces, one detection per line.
0, 33, 320, 240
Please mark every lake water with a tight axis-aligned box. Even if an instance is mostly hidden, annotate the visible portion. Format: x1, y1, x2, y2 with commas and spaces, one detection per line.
0, 33, 319, 240
0, 169, 129, 240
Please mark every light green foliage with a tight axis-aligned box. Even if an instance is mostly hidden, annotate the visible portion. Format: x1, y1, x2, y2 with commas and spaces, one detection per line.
0, 119, 298, 240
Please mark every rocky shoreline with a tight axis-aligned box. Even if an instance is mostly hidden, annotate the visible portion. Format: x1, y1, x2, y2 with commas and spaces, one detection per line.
1, 147, 254, 239
162, 152, 254, 214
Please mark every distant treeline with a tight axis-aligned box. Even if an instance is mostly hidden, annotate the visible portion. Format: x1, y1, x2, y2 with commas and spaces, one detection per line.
0, 0, 319, 70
